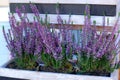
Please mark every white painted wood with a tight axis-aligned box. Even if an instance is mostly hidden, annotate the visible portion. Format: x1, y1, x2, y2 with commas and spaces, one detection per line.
111, 70, 119, 80
14, 13, 116, 26
86, 0, 116, 5
0, 68, 114, 80
0, 7, 9, 22
0, 0, 9, 6
9, 0, 116, 5
117, 0, 120, 17
9, 0, 118, 26
0, 60, 118, 80
9, 0, 87, 4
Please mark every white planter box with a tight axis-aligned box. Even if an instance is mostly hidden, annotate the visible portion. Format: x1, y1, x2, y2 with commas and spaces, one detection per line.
7, 1, 120, 79
0, 68, 118, 80
0, 60, 118, 80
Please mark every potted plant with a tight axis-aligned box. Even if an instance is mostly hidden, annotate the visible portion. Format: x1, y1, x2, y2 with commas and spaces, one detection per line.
0, 4, 119, 80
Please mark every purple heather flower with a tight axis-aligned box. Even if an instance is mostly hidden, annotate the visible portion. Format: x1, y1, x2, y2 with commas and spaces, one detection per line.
30, 4, 40, 19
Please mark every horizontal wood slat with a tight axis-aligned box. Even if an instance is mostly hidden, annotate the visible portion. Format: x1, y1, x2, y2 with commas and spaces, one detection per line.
9, 0, 117, 5
52, 24, 113, 32
10, 3, 116, 16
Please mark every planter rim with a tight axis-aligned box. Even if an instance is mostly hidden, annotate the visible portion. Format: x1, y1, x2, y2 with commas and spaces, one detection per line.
0, 67, 113, 80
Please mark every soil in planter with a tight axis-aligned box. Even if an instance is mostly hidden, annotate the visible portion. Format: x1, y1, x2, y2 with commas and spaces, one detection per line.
76, 72, 110, 77
39, 66, 110, 77
6, 61, 110, 77
39, 66, 74, 74
6, 61, 39, 71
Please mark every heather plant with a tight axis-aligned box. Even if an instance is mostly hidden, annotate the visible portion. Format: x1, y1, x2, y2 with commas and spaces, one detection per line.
75, 5, 120, 74
3, 6, 43, 70
3, 4, 74, 72
30, 4, 74, 72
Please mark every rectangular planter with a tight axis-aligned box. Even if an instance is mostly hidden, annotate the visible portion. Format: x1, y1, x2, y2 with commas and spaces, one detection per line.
2, 1, 119, 80
0, 60, 118, 80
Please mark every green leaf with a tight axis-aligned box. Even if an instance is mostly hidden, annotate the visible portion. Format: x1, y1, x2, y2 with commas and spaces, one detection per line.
119, 12, 120, 17
93, 20, 96, 25
118, 30, 120, 33
56, 2, 59, 9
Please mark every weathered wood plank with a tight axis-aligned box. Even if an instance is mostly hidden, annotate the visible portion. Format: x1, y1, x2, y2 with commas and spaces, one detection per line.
9, 0, 116, 5
51, 24, 113, 32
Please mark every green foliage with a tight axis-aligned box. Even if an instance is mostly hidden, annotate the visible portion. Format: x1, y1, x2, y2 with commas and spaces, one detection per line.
41, 52, 62, 69
76, 52, 114, 73
15, 53, 38, 70
93, 20, 96, 25
41, 44, 73, 72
